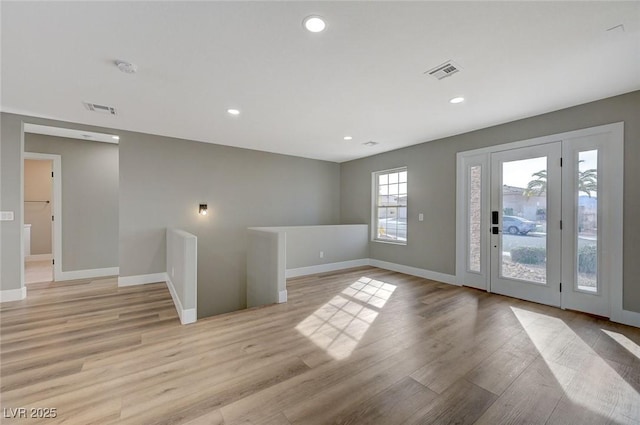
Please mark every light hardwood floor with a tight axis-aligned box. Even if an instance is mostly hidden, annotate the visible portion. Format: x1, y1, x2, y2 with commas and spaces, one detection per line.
1, 267, 639, 424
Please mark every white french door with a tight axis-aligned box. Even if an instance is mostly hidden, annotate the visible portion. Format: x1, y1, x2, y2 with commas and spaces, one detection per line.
560, 131, 619, 317
456, 123, 623, 318
490, 142, 562, 307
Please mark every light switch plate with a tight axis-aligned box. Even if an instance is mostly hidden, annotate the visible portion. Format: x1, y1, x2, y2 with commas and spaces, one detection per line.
418, 213, 424, 222
0, 211, 15, 221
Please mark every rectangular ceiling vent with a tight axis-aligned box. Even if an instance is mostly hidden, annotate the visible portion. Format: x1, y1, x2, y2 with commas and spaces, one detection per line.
425, 61, 461, 80
83, 102, 117, 115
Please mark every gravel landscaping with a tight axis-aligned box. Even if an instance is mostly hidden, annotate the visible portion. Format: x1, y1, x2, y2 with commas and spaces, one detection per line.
501, 254, 596, 288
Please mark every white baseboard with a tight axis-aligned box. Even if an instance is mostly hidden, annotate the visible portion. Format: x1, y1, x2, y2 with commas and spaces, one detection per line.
57, 267, 119, 281
165, 274, 197, 325
118, 272, 167, 287
26, 254, 52, 263
613, 309, 640, 328
284, 258, 456, 287
0, 287, 27, 303
286, 259, 371, 278
369, 259, 458, 286
181, 308, 197, 324
278, 290, 288, 303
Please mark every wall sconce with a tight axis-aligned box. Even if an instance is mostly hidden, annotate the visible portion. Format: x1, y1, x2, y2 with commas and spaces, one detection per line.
199, 204, 208, 216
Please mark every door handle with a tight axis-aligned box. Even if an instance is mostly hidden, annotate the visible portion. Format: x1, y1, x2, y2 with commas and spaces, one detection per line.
492, 226, 500, 234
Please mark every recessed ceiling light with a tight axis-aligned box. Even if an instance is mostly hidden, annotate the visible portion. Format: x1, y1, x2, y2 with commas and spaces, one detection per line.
449, 97, 465, 104
343, 136, 353, 141
303, 16, 326, 33
115, 60, 138, 74
112, 135, 120, 140
227, 109, 240, 116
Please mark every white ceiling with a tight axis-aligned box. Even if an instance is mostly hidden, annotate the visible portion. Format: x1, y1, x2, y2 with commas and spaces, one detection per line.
2, 1, 639, 163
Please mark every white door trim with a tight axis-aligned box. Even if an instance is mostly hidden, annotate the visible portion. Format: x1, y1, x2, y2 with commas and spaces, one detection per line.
456, 122, 627, 324
23, 152, 62, 283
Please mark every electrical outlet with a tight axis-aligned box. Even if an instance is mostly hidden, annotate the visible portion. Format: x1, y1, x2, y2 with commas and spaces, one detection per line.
0, 211, 14, 221
319, 251, 324, 259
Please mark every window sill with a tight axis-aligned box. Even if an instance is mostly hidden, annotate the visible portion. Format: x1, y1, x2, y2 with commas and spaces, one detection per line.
372, 239, 407, 246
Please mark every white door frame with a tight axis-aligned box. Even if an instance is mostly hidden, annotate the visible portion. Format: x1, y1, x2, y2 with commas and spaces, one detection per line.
456, 122, 635, 327
23, 152, 62, 283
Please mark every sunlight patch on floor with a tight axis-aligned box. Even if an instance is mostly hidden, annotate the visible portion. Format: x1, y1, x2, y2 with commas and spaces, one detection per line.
340, 276, 396, 309
295, 277, 396, 360
511, 307, 640, 422
601, 329, 640, 360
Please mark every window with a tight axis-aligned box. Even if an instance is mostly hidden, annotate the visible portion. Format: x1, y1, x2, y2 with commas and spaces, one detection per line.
373, 167, 407, 243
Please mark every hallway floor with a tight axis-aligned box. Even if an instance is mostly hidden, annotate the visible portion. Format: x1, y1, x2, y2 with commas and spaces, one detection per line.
24, 259, 53, 284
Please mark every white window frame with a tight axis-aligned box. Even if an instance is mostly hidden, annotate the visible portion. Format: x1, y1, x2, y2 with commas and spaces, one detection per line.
372, 167, 408, 245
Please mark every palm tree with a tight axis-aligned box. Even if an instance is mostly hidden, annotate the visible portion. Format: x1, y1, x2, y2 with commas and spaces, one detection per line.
523, 170, 547, 198
578, 167, 597, 197
523, 161, 597, 198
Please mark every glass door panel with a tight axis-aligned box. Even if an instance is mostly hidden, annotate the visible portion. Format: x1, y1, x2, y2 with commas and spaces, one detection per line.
577, 149, 598, 293
490, 142, 561, 307
500, 156, 548, 284
468, 165, 482, 273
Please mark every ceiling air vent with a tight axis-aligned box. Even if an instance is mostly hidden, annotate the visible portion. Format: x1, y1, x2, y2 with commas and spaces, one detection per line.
83, 102, 117, 115
363, 141, 378, 147
425, 60, 461, 80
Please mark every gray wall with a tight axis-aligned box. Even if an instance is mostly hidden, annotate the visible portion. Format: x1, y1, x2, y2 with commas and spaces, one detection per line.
2, 91, 638, 315
250, 225, 369, 270
25, 134, 119, 272
284, 225, 369, 270
247, 229, 284, 309
0, 114, 24, 291
340, 90, 640, 313
24, 159, 52, 255
119, 132, 340, 317
1, 113, 339, 318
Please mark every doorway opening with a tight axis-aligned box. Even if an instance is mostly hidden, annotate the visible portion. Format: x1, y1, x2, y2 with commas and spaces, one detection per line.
21, 124, 120, 292
456, 123, 623, 320
24, 157, 54, 284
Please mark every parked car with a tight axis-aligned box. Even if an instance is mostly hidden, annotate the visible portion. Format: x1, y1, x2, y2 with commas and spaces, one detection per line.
503, 216, 537, 235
